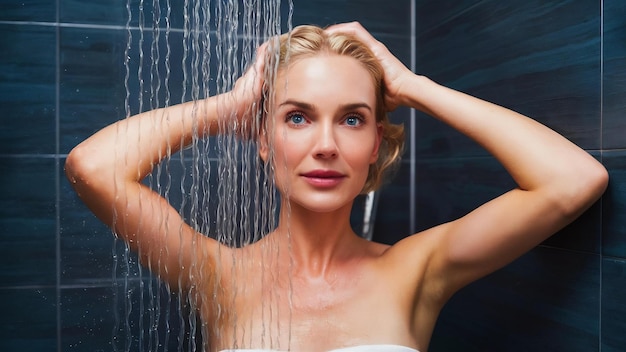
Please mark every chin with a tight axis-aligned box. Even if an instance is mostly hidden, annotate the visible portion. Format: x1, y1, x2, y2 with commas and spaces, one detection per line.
287, 193, 355, 214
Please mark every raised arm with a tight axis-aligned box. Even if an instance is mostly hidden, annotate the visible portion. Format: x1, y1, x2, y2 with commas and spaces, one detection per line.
64, 48, 265, 289
399, 74, 608, 290
327, 22, 608, 296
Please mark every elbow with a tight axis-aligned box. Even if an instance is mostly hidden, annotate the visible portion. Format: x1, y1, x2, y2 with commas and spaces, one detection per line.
581, 161, 609, 207
589, 163, 609, 204
65, 144, 88, 183
557, 161, 609, 219
65, 143, 121, 229
65, 143, 108, 194
65, 145, 84, 185
594, 163, 610, 195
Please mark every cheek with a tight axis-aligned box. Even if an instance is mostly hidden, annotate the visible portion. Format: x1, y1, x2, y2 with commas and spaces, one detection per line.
270, 129, 307, 170
269, 132, 309, 194
340, 132, 378, 165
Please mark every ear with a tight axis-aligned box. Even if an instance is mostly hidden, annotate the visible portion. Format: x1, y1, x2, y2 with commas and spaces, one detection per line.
370, 123, 383, 164
259, 125, 269, 162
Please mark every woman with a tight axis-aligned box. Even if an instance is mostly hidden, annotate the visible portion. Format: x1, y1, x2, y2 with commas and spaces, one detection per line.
65, 23, 608, 352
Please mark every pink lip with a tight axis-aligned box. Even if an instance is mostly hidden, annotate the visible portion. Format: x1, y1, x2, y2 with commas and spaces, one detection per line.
301, 170, 346, 187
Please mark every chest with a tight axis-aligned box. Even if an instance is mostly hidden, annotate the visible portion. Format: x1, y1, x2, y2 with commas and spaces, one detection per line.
203, 267, 412, 351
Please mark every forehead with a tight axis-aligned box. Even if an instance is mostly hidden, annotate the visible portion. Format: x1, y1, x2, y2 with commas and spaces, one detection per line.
273, 54, 376, 105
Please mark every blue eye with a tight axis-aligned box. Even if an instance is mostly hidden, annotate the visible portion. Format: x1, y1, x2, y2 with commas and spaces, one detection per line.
287, 113, 306, 125
345, 115, 362, 126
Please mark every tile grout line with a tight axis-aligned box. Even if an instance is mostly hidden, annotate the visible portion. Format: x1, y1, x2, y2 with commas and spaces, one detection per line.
0, 19, 290, 41
55, 0, 62, 350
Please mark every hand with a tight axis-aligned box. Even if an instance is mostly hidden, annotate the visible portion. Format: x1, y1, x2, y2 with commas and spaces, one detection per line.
220, 42, 268, 136
325, 22, 413, 111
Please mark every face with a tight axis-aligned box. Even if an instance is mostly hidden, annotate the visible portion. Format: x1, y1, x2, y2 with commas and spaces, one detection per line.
260, 54, 382, 213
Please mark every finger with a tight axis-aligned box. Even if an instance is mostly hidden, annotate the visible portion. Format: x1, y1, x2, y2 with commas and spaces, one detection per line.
325, 21, 365, 35
325, 21, 379, 46
252, 42, 268, 74
238, 42, 268, 95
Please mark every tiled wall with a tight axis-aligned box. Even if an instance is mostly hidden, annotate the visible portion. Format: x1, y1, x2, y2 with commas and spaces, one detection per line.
407, 1, 626, 351
0, 0, 624, 351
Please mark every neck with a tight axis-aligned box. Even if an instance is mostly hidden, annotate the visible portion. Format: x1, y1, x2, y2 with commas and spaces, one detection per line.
271, 199, 362, 277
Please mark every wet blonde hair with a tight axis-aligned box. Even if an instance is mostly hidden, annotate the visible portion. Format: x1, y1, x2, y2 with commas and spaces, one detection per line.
271, 25, 405, 193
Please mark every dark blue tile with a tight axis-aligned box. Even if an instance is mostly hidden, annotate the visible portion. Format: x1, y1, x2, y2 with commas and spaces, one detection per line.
61, 286, 115, 351
0, 157, 57, 286
0, 0, 56, 22
372, 161, 412, 244
0, 288, 57, 351
415, 0, 485, 35
59, 26, 176, 153
602, 150, 626, 258
288, 0, 411, 36
60, 0, 283, 34
414, 156, 515, 232
431, 247, 600, 351
59, 26, 201, 153
60, 0, 412, 40
415, 0, 601, 157
59, 0, 131, 26
0, 24, 56, 155
59, 0, 409, 38
601, 257, 626, 352
61, 281, 199, 351
59, 26, 128, 154
60, 0, 184, 28
603, 0, 626, 150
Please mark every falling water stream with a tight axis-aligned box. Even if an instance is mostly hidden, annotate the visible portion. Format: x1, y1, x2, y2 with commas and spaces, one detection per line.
116, 1, 292, 351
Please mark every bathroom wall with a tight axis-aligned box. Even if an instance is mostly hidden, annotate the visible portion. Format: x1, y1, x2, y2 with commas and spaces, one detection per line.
0, 0, 623, 351
402, 0, 626, 351
0, 0, 413, 351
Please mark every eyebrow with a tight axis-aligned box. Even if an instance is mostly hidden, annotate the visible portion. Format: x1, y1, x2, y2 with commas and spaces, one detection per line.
279, 99, 373, 112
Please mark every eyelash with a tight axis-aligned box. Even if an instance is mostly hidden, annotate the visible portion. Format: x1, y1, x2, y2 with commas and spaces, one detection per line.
343, 114, 365, 127
284, 111, 366, 127
285, 111, 308, 126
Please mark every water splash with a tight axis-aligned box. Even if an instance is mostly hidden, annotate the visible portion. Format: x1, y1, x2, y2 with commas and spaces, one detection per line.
119, 1, 292, 350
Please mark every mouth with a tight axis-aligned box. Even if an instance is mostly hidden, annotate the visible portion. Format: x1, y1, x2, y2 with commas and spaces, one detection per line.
300, 170, 346, 187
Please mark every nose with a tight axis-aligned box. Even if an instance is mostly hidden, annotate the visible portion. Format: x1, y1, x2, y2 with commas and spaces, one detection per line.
313, 122, 338, 159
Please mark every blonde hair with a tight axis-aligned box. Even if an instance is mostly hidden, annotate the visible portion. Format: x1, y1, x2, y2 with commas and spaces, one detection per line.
271, 25, 405, 193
